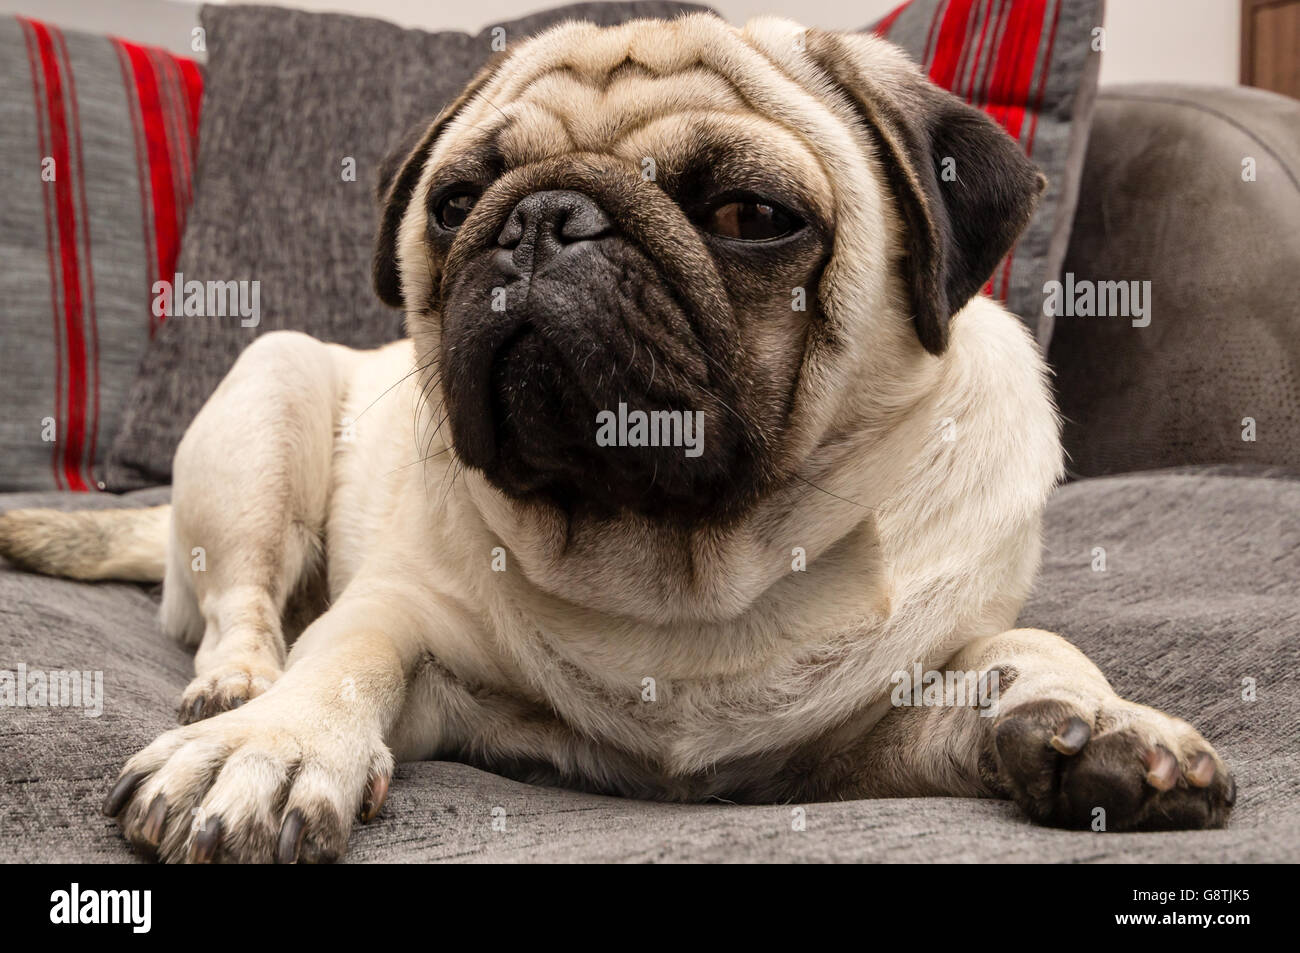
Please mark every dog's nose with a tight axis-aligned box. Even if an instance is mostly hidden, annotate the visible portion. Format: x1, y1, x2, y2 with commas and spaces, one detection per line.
496, 190, 611, 275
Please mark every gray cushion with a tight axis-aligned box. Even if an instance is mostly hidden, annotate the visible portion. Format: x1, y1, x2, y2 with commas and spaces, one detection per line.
1051, 85, 1300, 478
2, 469, 1295, 862
103, 1, 712, 490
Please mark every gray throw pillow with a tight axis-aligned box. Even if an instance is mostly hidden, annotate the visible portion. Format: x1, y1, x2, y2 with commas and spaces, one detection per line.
0, 16, 202, 492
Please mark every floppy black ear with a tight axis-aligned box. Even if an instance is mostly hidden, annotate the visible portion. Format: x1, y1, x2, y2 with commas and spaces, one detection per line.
373, 58, 505, 309
807, 32, 1046, 354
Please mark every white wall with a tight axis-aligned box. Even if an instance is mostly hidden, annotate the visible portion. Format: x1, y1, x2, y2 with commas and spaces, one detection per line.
1099, 0, 1239, 86
0, 0, 1243, 87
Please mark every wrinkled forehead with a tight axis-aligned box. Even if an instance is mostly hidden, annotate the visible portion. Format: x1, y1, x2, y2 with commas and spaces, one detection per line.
429, 15, 837, 201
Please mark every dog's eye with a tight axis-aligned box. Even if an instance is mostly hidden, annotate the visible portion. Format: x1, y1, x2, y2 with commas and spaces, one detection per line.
436, 191, 479, 230
702, 197, 802, 242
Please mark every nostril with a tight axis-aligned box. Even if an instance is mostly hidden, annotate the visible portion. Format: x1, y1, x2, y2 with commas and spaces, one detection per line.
496, 190, 612, 272
558, 200, 610, 243
497, 213, 523, 249
493, 248, 523, 279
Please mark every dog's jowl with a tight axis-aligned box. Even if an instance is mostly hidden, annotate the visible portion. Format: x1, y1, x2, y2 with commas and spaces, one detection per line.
0, 14, 1234, 863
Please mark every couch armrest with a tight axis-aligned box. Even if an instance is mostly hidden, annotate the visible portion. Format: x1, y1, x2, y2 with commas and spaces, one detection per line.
1049, 83, 1300, 477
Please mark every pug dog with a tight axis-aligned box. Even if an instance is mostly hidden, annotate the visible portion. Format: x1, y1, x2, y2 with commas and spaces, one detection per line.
0, 14, 1234, 863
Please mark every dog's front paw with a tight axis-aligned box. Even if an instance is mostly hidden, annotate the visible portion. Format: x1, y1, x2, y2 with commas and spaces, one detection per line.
991, 697, 1235, 831
177, 661, 280, 724
103, 699, 393, 863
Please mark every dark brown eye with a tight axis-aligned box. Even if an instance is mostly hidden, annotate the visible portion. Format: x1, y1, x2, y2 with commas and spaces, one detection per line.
702, 198, 801, 242
436, 191, 478, 230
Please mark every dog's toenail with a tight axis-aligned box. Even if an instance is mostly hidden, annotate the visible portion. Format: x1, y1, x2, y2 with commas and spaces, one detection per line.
1186, 752, 1216, 787
277, 808, 306, 864
191, 815, 223, 863
1144, 746, 1179, 791
102, 771, 146, 818
361, 772, 391, 823
1049, 716, 1091, 755
141, 793, 168, 845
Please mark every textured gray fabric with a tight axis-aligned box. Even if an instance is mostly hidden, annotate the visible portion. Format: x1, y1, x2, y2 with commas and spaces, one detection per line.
0, 18, 198, 491
2, 470, 1295, 862
1049, 84, 1300, 478
103, 1, 713, 490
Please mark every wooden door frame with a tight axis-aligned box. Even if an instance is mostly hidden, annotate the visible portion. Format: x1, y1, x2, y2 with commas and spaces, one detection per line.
1241, 0, 1297, 85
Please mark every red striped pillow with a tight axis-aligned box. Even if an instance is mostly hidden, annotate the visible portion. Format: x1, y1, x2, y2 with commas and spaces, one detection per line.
872, 0, 1102, 345
0, 16, 202, 491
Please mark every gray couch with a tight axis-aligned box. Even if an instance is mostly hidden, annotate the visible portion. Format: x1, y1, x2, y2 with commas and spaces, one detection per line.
3, 467, 1297, 863
3, 64, 1298, 861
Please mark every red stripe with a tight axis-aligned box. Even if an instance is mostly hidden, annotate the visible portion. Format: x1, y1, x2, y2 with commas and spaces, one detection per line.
164, 54, 196, 203
950, 0, 984, 100
56, 27, 101, 490
120, 40, 181, 330
151, 49, 193, 214
983, 0, 1046, 140
922, 0, 949, 68
972, 0, 1011, 111
1024, 0, 1062, 156
26, 19, 89, 491
964, 0, 997, 104
872, 2, 907, 37
929, 0, 975, 91
19, 19, 64, 490
112, 39, 160, 339
166, 54, 202, 234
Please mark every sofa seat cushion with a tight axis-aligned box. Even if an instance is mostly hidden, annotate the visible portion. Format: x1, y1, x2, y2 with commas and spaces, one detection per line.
1, 469, 1295, 862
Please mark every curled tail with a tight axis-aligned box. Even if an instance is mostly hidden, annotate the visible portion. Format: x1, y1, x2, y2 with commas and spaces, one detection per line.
0, 504, 170, 582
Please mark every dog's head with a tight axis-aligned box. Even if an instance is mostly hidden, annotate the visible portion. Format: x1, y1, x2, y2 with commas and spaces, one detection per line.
374, 15, 1043, 527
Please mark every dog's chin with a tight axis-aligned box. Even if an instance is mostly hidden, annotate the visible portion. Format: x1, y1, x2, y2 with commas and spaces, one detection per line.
450, 322, 750, 524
